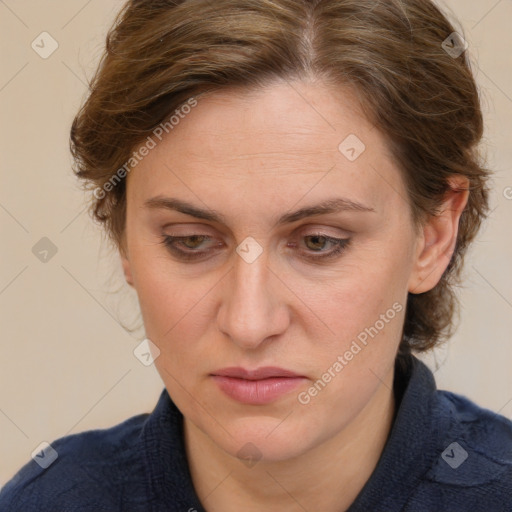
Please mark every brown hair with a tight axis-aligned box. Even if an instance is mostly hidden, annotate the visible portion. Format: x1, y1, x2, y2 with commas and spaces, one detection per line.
70, 0, 491, 360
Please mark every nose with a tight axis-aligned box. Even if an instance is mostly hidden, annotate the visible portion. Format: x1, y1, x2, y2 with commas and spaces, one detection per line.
217, 245, 290, 350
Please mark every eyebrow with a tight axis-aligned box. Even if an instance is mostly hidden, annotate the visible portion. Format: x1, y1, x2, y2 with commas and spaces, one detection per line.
143, 196, 376, 227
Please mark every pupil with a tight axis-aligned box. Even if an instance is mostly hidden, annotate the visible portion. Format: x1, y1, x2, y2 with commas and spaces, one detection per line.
308, 235, 326, 251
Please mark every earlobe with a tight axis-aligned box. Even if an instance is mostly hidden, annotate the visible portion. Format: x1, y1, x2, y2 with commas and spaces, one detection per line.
119, 234, 134, 287
122, 257, 134, 287
120, 250, 134, 287
408, 175, 469, 294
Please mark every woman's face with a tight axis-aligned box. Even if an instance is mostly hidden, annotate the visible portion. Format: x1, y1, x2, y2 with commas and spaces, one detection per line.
122, 80, 426, 461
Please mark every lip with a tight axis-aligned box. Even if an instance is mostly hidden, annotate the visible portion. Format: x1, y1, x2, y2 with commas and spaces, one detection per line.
211, 367, 307, 405
212, 366, 304, 380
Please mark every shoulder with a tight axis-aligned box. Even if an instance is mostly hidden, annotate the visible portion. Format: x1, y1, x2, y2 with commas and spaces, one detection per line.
413, 388, 512, 508
435, 389, 512, 472
0, 412, 150, 512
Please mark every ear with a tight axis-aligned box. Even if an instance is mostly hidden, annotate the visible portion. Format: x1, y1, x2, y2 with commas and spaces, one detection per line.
408, 175, 470, 294
119, 240, 134, 287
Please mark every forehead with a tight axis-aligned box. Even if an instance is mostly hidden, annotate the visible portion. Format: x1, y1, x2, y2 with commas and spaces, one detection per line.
127, 80, 406, 220
169, 80, 380, 160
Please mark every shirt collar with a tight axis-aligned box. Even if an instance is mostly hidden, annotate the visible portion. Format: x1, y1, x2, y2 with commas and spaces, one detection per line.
347, 355, 445, 511
140, 386, 206, 511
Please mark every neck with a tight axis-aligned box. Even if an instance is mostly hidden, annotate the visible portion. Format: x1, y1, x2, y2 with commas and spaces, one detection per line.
184, 366, 396, 512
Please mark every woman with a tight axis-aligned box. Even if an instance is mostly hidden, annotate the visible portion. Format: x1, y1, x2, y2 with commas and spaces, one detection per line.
1, 0, 511, 510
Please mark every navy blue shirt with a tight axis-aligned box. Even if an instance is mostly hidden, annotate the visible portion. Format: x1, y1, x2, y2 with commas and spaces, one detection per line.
1, 355, 511, 511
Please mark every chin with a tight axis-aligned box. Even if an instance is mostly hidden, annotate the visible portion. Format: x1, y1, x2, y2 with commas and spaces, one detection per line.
213, 415, 318, 464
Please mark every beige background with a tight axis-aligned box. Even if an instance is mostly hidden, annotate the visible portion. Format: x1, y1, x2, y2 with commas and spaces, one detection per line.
1, 0, 511, 486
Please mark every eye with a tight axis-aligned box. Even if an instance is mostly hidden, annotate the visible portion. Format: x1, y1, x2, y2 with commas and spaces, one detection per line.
159, 232, 351, 262
294, 233, 351, 261
160, 234, 218, 261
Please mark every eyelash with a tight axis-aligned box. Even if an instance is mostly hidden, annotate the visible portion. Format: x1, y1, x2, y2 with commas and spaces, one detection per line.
159, 233, 351, 262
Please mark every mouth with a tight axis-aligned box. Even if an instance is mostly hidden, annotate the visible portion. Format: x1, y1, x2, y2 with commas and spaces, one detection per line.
211, 366, 305, 380
210, 367, 307, 405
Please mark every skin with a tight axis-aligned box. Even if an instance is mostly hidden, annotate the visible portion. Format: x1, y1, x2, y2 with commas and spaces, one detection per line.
120, 78, 469, 511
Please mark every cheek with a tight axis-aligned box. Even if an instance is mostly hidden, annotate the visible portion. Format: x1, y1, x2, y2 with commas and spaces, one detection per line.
129, 245, 182, 334
135, 269, 212, 391
301, 241, 410, 390
316, 252, 408, 340
130, 246, 219, 371
296, 271, 406, 428
136, 270, 206, 340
